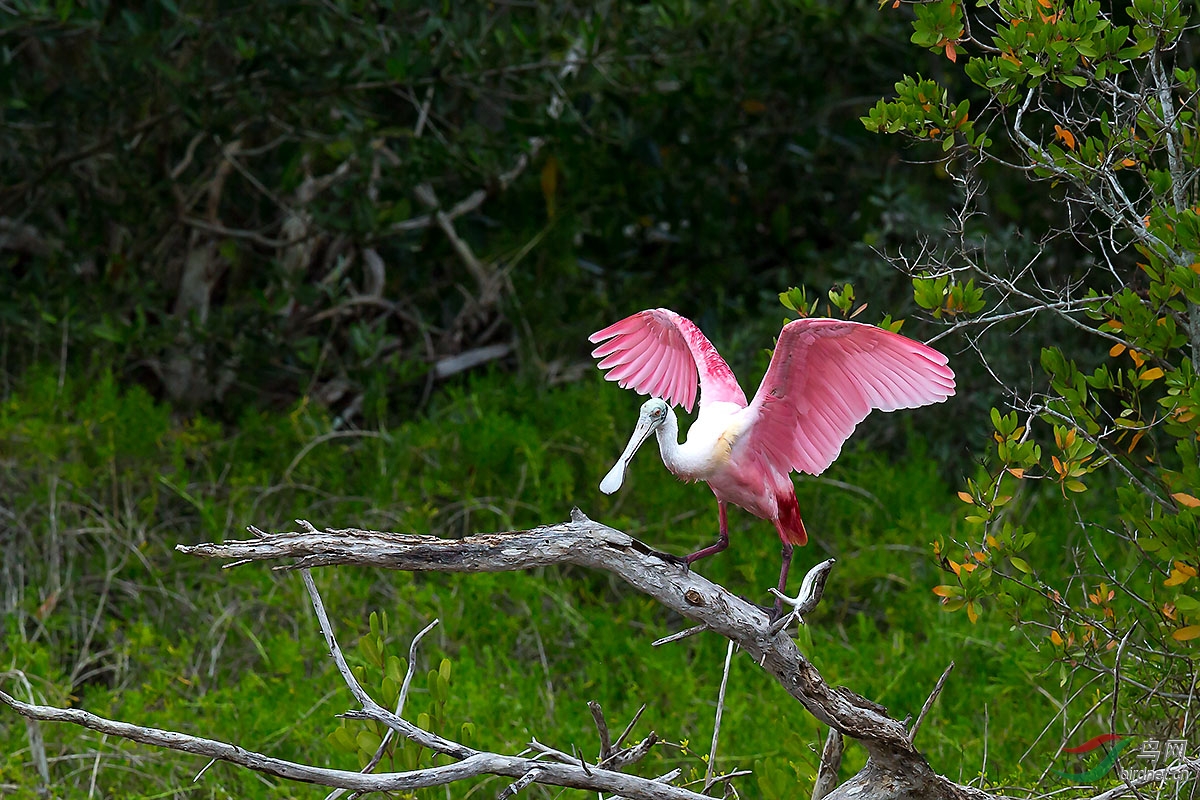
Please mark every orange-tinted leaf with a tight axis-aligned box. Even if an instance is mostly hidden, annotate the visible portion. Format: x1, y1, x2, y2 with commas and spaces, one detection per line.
944, 41, 957, 62
1130, 350, 1145, 367
932, 584, 959, 597
1172, 492, 1200, 508
1121, 158, 1136, 167
1108, 342, 1126, 357
1172, 625, 1200, 642
741, 99, 767, 114
36, 591, 59, 621
1054, 125, 1076, 150
1163, 602, 1177, 620
1050, 630, 1064, 646
966, 602, 979, 624
1007, 467, 1026, 479
1140, 367, 1164, 381
1176, 561, 1198, 577
957, 491, 975, 504
1165, 569, 1192, 587
892, 0, 900, 7
949, 560, 962, 576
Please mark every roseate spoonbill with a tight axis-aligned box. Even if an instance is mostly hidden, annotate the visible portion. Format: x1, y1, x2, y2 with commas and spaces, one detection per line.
591, 308, 955, 611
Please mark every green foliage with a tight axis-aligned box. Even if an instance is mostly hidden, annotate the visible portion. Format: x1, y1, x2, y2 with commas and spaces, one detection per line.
778, 281, 904, 331
1, 0, 963, 425
913, 276, 986, 320
868, 0, 1200, 769
325, 610, 467, 778
2, 369, 1082, 796
863, 76, 986, 150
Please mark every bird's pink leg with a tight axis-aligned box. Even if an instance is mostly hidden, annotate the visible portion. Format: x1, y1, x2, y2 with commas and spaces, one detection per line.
684, 500, 730, 566
774, 542, 795, 616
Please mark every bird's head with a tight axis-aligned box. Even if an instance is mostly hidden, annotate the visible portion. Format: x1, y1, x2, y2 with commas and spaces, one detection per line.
599, 398, 670, 494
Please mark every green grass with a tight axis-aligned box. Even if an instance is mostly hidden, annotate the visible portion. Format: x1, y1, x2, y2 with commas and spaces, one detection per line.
0, 369, 1093, 798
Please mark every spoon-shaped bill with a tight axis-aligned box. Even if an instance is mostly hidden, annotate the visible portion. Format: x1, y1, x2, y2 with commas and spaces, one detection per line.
599, 412, 660, 494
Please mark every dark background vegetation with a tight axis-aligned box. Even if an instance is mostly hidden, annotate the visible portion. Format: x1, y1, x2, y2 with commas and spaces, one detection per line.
2, 1, 1102, 797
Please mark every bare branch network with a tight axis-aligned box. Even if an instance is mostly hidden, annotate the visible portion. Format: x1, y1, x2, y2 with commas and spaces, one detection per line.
5, 511, 1185, 799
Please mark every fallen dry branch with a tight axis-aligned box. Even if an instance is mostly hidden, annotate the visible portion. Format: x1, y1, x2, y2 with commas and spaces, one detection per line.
171, 509, 1001, 800
0, 688, 704, 799
2, 509, 1052, 799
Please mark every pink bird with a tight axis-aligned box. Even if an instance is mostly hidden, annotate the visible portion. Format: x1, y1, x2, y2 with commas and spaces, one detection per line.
590, 308, 955, 611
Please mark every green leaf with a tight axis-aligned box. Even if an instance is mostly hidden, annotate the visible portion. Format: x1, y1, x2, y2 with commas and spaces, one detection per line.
356, 730, 383, 754
360, 634, 383, 668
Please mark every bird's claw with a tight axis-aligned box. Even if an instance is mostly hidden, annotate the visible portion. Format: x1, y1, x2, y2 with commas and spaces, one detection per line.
653, 550, 690, 573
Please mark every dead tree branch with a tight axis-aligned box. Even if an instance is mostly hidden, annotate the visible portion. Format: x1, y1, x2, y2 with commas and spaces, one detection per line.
2, 509, 1016, 799
170, 509, 1003, 800
812, 727, 845, 800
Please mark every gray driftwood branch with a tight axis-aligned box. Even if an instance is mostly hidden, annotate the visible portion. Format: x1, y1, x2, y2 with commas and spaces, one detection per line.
2, 510, 1046, 799
169, 508, 1003, 800
0, 688, 697, 799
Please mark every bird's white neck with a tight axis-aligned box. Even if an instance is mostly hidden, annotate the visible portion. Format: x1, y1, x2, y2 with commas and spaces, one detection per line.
655, 402, 741, 480
655, 406, 684, 473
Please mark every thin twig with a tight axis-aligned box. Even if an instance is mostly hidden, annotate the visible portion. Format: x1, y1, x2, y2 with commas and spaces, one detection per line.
325, 619, 442, 799
497, 768, 541, 799
652, 625, 710, 647
613, 704, 647, 752
810, 728, 843, 800
588, 701, 613, 761
704, 640, 736, 792
909, 662, 955, 743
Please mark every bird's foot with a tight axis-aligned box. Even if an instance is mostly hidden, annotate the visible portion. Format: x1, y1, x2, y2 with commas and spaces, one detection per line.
652, 549, 690, 573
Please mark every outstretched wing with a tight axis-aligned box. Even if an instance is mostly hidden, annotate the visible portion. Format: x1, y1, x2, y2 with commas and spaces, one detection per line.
739, 318, 955, 476
589, 308, 747, 412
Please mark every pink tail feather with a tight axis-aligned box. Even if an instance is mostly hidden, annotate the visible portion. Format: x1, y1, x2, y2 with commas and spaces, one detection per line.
776, 490, 808, 546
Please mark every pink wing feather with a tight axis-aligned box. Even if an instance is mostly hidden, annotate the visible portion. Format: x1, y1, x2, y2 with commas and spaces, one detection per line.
589, 308, 747, 412
740, 318, 955, 476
